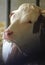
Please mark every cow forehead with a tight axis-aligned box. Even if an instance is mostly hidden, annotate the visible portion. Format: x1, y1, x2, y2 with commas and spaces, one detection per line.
10, 3, 40, 24
18, 3, 39, 11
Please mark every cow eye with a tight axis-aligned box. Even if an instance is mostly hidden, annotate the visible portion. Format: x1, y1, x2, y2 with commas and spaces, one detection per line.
28, 21, 32, 23
9, 13, 14, 18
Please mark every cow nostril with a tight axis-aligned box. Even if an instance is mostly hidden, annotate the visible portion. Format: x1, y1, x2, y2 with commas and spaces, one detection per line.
5, 30, 13, 36
7, 31, 13, 35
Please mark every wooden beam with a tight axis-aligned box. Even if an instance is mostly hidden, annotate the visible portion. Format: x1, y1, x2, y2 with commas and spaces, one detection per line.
36, 0, 40, 6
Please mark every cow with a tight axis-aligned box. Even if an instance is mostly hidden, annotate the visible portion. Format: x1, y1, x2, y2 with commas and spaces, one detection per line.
2, 3, 45, 65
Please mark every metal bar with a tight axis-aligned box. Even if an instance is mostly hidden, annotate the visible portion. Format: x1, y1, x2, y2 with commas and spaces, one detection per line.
36, 0, 40, 6
6, 0, 11, 28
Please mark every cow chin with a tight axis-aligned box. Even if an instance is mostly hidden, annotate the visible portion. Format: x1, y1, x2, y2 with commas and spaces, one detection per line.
2, 39, 21, 64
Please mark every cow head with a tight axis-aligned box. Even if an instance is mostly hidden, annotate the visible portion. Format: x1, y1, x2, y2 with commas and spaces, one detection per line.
2, 3, 45, 64
3, 3, 45, 42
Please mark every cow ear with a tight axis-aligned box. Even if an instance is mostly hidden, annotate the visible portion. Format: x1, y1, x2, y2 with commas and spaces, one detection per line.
33, 14, 45, 34
33, 21, 40, 33
33, 15, 42, 33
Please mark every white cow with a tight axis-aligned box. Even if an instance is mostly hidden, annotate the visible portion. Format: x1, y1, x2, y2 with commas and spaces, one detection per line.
2, 3, 45, 65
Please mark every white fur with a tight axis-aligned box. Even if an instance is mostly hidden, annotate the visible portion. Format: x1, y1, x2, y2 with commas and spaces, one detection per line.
2, 40, 12, 62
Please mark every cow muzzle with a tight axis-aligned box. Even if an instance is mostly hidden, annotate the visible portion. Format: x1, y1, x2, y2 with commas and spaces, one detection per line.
3, 30, 13, 40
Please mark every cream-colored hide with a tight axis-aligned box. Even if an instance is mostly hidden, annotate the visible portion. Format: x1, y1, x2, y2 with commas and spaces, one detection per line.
5, 3, 41, 42
2, 3, 45, 63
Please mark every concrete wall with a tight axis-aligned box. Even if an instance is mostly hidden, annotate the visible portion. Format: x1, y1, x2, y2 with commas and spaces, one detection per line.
0, 0, 45, 22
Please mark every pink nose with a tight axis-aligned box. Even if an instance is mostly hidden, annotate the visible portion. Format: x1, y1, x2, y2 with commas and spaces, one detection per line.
4, 30, 13, 39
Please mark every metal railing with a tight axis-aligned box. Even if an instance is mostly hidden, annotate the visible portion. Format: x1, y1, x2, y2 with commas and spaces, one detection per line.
36, 0, 40, 6
6, 0, 11, 28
